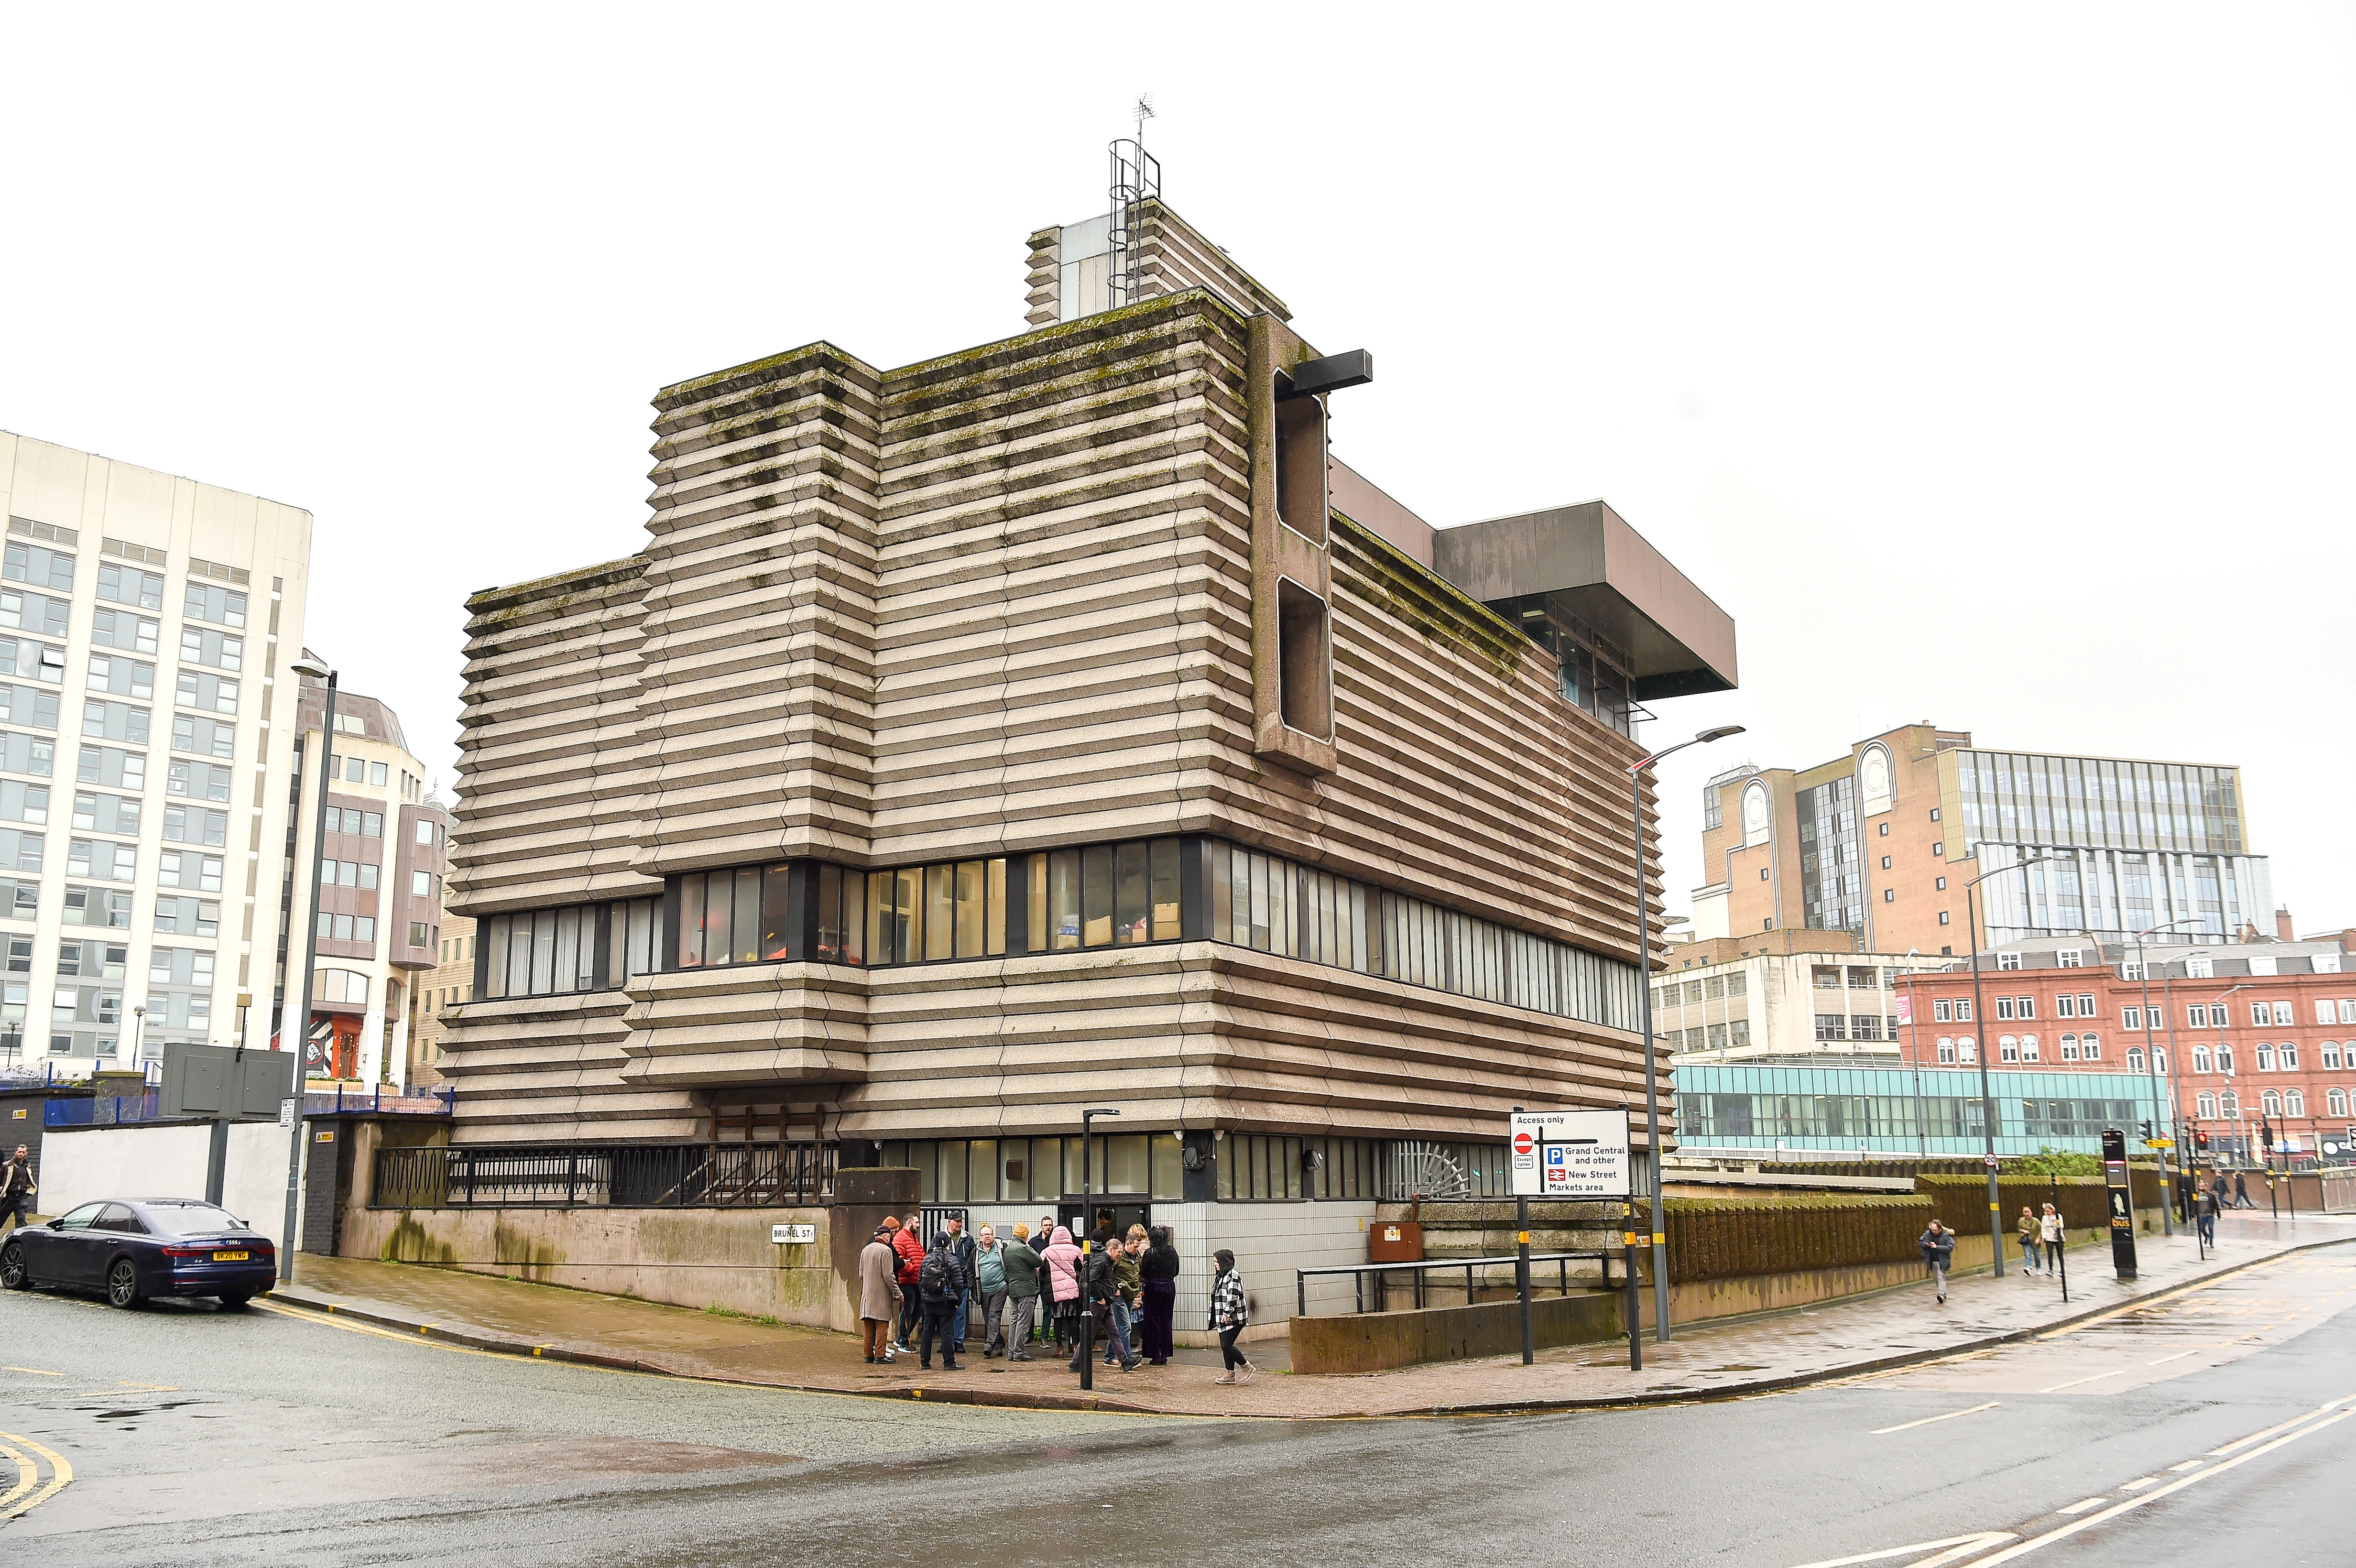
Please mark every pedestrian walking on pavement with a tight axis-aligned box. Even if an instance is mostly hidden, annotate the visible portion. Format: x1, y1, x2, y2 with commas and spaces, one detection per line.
2196, 1183, 2219, 1248
1041, 1224, 1083, 1354
858, 1219, 904, 1363
1002, 1224, 1043, 1360
1210, 1248, 1254, 1383
891, 1210, 925, 1352
2038, 1203, 2064, 1275
2233, 1171, 2255, 1209
1, 1144, 34, 1233
916, 1231, 966, 1371
973, 1224, 1010, 1358
1138, 1225, 1179, 1365
2016, 1208, 2041, 1276
1918, 1219, 1955, 1305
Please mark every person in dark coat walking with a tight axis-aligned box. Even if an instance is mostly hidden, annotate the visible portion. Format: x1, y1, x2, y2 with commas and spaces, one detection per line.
1, 1144, 34, 1233
2196, 1182, 2219, 1247
1918, 1219, 1956, 1305
1137, 1225, 1179, 1365
916, 1231, 967, 1371
2232, 1170, 2256, 1209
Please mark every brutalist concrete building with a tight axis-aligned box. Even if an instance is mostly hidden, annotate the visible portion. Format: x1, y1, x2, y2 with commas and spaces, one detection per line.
427, 196, 1736, 1329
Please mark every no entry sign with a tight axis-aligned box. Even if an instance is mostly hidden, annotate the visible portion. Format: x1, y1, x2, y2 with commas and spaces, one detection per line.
1509, 1109, 1632, 1198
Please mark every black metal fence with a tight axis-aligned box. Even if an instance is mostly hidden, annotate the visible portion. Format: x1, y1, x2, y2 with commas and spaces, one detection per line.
372, 1142, 837, 1209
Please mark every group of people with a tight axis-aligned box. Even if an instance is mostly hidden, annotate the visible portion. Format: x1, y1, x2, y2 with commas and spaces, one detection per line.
855, 1213, 1257, 1384
2013, 1204, 2068, 1277
1919, 1201, 2070, 1305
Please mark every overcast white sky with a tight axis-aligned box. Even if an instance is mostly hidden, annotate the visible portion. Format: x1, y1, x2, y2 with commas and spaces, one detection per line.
4, 6, 2351, 933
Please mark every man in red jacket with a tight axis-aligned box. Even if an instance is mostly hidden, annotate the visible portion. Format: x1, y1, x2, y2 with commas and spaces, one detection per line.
891, 1217, 926, 1352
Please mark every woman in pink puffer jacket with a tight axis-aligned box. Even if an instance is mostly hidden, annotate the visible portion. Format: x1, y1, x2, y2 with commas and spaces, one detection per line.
1040, 1225, 1082, 1356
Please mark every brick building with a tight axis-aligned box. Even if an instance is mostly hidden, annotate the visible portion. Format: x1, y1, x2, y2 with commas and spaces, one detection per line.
1891, 935, 2356, 1162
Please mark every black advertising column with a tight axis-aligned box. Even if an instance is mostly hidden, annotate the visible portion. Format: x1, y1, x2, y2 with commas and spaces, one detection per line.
2102, 1128, 2138, 1280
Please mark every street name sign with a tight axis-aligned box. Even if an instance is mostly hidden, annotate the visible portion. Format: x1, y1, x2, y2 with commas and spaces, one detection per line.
770, 1222, 816, 1245
1508, 1109, 1631, 1198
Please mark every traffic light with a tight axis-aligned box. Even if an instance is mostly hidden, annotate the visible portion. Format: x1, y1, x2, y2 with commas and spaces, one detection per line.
2194, 1128, 2210, 1151
2139, 1119, 2154, 1142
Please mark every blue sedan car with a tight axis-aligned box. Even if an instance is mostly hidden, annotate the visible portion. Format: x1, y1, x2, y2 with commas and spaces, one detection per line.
0, 1198, 277, 1309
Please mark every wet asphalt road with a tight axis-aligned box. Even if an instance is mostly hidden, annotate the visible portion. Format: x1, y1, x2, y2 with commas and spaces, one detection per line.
4, 1243, 2353, 1567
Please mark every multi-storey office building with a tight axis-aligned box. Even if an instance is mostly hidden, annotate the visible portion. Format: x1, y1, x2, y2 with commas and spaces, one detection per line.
0, 433, 310, 1070
438, 199, 1736, 1317
1652, 929, 1951, 1061
1892, 936, 2356, 1163
279, 675, 450, 1087
405, 901, 476, 1089
1692, 723, 2271, 956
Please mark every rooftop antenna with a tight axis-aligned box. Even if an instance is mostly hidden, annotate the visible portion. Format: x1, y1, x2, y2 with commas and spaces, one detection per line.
1108, 94, 1160, 309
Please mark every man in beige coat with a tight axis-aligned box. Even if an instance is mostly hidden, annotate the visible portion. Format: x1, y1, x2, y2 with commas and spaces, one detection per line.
859, 1218, 905, 1363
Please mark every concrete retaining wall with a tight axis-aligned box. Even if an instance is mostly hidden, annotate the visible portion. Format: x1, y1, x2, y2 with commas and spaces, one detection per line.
1290, 1290, 1625, 1374
340, 1204, 849, 1329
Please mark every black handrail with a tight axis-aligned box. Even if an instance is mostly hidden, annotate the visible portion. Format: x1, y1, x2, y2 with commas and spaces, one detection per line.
1295, 1250, 1617, 1317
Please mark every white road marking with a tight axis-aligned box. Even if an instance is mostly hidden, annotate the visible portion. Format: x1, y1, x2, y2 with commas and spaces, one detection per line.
2118, 1476, 2159, 1491
2054, 1498, 2107, 1514
2035, 1369, 2126, 1393
2208, 1396, 2350, 1457
1966, 1405, 2356, 1563
1872, 1402, 2002, 1435
1787, 1532, 2018, 1568
2167, 1459, 2205, 1472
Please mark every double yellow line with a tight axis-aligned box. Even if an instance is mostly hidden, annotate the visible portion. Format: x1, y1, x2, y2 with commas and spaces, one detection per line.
0, 1429, 72, 1519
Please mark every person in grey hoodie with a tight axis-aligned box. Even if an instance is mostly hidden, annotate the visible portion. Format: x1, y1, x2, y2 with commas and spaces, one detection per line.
1000, 1224, 1044, 1360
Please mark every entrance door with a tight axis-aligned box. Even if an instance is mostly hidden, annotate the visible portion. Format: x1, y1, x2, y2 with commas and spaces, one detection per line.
1058, 1200, 1150, 1242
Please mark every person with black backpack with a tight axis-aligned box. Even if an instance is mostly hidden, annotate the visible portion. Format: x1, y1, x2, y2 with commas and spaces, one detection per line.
916, 1230, 967, 1371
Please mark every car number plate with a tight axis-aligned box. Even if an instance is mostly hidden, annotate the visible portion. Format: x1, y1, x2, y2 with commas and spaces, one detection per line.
212, 1250, 250, 1262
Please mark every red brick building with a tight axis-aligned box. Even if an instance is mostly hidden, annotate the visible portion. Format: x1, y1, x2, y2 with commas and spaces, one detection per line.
1892, 936, 2356, 1162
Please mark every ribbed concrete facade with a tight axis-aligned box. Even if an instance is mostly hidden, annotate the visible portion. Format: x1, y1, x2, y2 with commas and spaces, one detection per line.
442, 213, 1732, 1170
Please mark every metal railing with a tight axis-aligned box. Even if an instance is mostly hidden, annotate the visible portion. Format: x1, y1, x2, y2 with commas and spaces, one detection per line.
306, 1086, 455, 1116
43, 1090, 165, 1129
1295, 1251, 1618, 1318
372, 1141, 837, 1210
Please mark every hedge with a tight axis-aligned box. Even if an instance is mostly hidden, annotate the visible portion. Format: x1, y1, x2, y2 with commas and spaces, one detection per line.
1916, 1174, 2149, 1236
1664, 1194, 1931, 1283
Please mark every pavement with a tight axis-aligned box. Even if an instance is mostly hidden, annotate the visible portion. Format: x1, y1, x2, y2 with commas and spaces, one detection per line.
264, 1208, 2356, 1417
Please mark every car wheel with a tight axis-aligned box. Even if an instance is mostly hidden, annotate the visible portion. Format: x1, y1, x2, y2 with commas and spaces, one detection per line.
107, 1256, 143, 1309
0, 1240, 26, 1290
218, 1292, 251, 1310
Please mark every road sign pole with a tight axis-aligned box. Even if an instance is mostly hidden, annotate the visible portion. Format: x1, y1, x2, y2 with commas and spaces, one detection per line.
1513, 1106, 1533, 1366
1622, 1202, 1642, 1371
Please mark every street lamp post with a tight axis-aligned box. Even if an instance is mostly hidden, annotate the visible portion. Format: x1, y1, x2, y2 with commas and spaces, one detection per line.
1965, 853, 2064, 1278
1627, 723, 1743, 1344
2132, 918, 2201, 1238
1077, 1106, 1118, 1391
279, 656, 338, 1283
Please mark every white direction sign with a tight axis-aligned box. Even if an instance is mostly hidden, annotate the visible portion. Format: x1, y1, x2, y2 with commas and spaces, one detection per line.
1509, 1109, 1631, 1198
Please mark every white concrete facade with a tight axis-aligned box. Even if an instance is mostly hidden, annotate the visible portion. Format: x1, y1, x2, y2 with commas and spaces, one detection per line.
1654, 946, 1952, 1062
0, 433, 311, 1076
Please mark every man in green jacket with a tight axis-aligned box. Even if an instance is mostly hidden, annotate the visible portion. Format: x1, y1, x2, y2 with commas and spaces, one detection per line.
999, 1224, 1044, 1361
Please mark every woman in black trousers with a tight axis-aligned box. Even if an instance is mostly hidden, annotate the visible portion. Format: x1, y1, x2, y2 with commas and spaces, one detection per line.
1138, 1225, 1180, 1365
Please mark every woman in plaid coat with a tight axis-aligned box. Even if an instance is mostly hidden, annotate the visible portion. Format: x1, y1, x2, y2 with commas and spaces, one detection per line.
1209, 1247, 1254, 1385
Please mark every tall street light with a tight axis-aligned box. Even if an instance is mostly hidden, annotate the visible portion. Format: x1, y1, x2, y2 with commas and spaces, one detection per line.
2132, 916, 2202, 1237
1628, 722, 1743, 1343
1077, 1106, 1118, 1391
1964, 852, 2064, 1277
2178, 981, 2247, 1259
278, 654, 338, 1283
